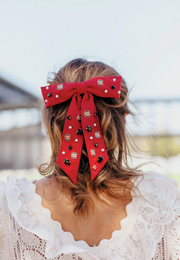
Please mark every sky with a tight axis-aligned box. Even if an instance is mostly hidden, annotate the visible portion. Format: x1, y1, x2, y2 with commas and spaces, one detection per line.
0, 0, 180, 101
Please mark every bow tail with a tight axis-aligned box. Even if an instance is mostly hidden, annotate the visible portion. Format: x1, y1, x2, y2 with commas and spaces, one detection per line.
81, 93, 109, 181
56, 95, 83, 184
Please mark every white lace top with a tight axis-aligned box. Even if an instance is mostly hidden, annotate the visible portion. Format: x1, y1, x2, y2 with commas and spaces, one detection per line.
0, 171, 180, 260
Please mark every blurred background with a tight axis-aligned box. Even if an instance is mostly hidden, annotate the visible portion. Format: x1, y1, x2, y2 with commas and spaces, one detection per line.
0, 0, 180, 186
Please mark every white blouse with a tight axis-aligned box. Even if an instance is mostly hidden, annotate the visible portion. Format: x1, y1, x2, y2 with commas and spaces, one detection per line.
0, 171, 180, 260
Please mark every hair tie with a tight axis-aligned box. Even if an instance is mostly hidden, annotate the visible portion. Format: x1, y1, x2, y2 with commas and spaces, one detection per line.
41, 76, 122, 184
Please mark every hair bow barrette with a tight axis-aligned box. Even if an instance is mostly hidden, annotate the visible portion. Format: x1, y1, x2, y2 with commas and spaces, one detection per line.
41, 76, 122, 184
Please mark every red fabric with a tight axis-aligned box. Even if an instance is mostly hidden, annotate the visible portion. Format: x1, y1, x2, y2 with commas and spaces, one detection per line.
41, 76, 122, 184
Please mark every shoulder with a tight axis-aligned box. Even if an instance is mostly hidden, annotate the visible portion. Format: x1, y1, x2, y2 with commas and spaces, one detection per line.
0, 174, 37, 211
139, 170, 179, 190
138, 171, 180, 205
141, 171, 179, 194
132, 171, 180, 259
139, 171, 180, 226
33, 175, 62, 202
0, 174, 35, 202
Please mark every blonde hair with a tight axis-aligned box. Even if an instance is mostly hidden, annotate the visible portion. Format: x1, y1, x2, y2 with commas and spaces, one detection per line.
38, 58, 145, 216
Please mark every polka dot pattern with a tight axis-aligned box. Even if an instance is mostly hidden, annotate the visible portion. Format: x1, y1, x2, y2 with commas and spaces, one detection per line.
40, 76, 122, 184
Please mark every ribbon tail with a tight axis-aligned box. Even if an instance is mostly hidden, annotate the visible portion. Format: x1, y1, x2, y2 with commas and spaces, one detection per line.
56, 95, 83, 184
81, 93, 109, 181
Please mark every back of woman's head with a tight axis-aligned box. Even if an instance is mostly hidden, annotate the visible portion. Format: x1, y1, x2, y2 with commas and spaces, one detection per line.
38, 58, 144, 215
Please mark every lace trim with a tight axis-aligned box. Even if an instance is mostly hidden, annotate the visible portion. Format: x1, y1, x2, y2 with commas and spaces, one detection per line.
169, 178, 180, 260
4, 172, 179, 259
0, 180, 6, 239
169, 216, 180, 260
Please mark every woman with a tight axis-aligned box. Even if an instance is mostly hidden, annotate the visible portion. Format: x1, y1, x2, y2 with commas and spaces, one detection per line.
0, 58, 180, 260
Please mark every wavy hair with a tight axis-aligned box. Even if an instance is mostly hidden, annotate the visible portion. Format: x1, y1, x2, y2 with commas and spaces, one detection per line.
37, 58, 146, 216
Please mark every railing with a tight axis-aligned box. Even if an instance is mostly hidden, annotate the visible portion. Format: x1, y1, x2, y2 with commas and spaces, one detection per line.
128, 98, 180, 137
0, 98, 180, 170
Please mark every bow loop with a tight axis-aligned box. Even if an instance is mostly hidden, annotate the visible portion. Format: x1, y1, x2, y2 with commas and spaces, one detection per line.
41, 76, 122, 184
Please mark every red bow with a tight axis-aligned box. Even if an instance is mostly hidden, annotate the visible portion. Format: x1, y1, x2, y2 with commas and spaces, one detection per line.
41, 76, 122, 184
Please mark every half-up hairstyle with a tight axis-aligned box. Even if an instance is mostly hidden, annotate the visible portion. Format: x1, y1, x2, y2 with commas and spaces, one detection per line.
38, 58, 145, 216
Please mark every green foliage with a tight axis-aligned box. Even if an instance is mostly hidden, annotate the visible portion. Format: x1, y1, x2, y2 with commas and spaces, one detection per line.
142, 136, 180, 158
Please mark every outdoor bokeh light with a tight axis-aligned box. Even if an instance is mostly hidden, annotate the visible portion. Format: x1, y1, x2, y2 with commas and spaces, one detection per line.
0, 0, 179, 186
